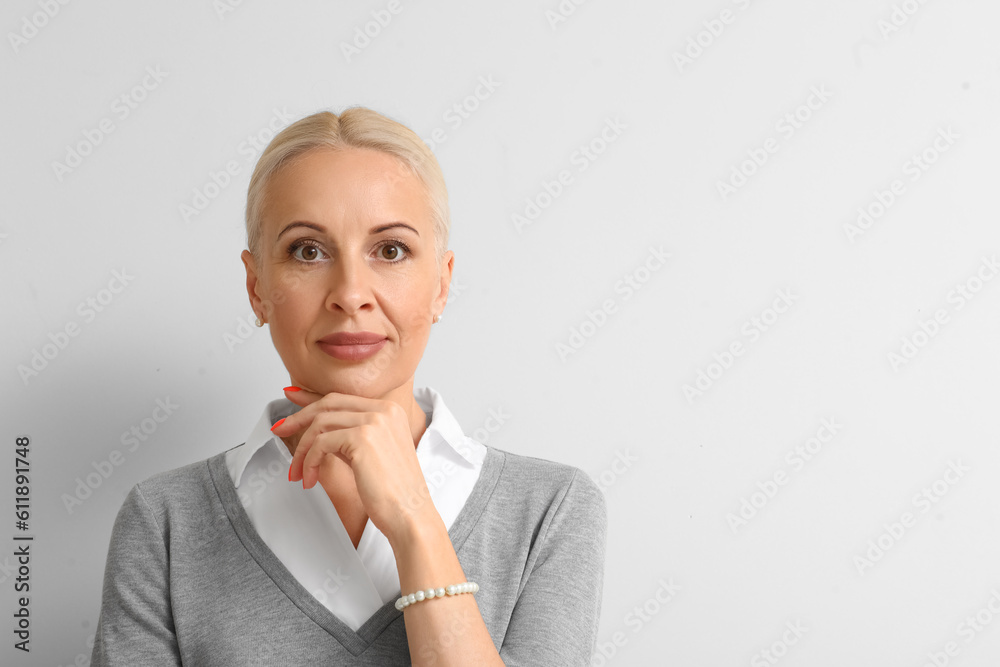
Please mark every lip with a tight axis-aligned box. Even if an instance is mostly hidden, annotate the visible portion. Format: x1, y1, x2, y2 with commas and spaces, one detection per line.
319, 331, 386, 345
317, 331, 388, 361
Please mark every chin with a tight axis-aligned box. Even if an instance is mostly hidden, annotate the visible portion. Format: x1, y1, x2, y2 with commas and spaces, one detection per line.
296, 370, 393, 399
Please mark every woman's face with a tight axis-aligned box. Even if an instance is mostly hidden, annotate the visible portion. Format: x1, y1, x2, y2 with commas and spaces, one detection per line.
241, 146, 453, 399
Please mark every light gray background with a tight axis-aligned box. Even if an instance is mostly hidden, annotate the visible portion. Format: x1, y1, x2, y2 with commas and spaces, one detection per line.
3, 1, 1000, 665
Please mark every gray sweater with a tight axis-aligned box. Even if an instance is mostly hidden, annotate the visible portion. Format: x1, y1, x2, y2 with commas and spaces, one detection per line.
91, 444, 607, 665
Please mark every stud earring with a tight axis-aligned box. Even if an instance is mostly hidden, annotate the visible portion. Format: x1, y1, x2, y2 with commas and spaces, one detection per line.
255, 315, 264, 327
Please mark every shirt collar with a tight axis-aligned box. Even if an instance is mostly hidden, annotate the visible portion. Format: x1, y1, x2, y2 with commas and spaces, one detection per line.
227, 386, 482, 488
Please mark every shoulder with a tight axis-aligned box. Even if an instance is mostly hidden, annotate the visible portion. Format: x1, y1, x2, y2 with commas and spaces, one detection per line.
117, 448, 231, 527
479, 446, 607, 573
484, 445, 607, 521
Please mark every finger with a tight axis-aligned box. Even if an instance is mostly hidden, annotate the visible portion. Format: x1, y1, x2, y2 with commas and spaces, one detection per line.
286, 429, 307, 483
301, 430, 352, 489
282, 385, 323, 409
287, 420, 319, 484
278, 393, 392, 483
289, 411, 365, 484
290, 391, 386, 427
270, 388, 326, 458
272, 389, 353, 439
277, 413, 312, 484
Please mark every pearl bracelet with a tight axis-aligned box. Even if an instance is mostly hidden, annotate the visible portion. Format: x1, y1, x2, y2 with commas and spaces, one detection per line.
395, 581, 479, 611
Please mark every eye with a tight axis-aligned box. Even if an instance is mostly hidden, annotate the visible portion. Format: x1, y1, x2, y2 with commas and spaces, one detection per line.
287, 239, 327, 263
377, 239, 411, 262
286, 238, 411, 264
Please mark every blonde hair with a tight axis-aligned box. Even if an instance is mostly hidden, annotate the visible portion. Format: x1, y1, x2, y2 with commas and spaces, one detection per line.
245, 107, 450, 265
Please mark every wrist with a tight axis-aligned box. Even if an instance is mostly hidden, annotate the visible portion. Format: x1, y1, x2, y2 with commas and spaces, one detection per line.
387, 507, 446, 552
389, 508, 467, 598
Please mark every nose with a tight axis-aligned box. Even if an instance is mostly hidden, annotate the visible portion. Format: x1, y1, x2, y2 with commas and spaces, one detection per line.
324, 252, 375, 318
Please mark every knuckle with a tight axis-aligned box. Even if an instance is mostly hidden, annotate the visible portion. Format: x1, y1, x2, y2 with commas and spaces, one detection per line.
358, 423, 376, 441
304, 446, 322, 468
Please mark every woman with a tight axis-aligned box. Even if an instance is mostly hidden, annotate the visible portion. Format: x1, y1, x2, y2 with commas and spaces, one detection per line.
91, 107, 607, 666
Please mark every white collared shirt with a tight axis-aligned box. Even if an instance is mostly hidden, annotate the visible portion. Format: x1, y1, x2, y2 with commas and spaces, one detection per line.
224, 386, 486, 632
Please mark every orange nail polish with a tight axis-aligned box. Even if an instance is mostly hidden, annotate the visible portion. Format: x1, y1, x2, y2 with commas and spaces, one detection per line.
288, 465, 293, 482
283, 386, 301, 392
271, 418, 286, 431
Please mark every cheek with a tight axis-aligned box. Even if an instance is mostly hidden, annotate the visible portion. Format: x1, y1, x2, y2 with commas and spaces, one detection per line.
259, 270, 317, 316
392, 310, 433, 355
260, 280, 322, 352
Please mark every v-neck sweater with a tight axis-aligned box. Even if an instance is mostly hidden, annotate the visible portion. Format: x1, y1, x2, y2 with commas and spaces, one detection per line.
91, 444, 607, 666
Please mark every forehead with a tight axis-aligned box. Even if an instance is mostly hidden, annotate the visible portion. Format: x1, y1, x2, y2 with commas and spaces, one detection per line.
261, 147, 431, 230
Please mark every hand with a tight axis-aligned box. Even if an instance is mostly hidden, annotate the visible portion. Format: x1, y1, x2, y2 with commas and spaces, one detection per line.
273, 386, 437, 544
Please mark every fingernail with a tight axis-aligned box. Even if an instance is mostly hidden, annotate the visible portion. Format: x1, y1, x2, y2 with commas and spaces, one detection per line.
283, 386, 301, 392
288, 465, 293, 482
271, 418, 286, 431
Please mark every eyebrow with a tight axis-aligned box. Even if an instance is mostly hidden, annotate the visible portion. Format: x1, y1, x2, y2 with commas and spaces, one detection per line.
276, 221, 420, 242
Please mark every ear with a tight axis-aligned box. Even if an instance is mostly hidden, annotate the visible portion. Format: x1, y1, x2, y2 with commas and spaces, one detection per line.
241, 250, 266, 321
433, 250, 454, 319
